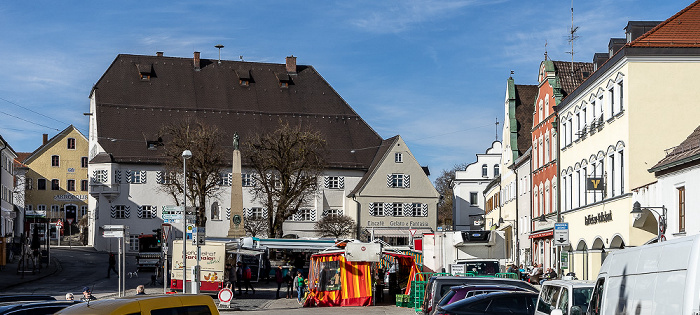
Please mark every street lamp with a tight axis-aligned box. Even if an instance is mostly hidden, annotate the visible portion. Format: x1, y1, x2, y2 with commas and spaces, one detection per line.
631, 201, 667, 242
499, 217, 520, 267
182, 149, 192, 293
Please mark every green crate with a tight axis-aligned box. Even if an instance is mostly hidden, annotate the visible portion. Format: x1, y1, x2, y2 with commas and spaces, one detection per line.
395, 294, 406, 307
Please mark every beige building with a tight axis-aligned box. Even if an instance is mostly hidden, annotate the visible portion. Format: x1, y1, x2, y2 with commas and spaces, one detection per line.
556, 8, 700, 280
22, 126, 89, 238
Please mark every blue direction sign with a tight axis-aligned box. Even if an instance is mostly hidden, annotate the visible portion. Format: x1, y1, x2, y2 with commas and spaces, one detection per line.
554, 223, 570, 246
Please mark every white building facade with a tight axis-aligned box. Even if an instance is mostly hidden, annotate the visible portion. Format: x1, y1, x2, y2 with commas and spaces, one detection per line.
453, 141, 501, 231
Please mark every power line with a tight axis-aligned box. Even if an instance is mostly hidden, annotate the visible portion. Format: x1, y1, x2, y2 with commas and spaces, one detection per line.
0, 97, 70, 126
0, 109, 60, 131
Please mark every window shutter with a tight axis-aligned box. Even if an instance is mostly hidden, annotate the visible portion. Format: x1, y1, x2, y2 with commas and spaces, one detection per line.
310, 209, 317, 221
151, 206, 157, 218
125, 170, 132, 183
124, 206, 131, 218
338, 208, 343, 216
156, 171, 163, 184
263, 208, 269, 219
322, 209, 328, 217
110, 205, 117, 218
384, 202, 393, 217
141, 171, 147, 183
421, 203, 428, 217
227, 172, 233, 186
339, 177, 345, 189
387, 174, 392, 187
404, 203, 412, 217
243, 208, 251, 218
137, 206, 144, 218
404, 175, 410, 188
323, 176, 330, 189
116, 170, 123, 183
226, 208, 231, 220
369, 203, 376, 216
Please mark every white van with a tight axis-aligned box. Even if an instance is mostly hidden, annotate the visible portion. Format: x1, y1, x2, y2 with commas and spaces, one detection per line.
574, 234, 700, 315
536, 280, 594, 315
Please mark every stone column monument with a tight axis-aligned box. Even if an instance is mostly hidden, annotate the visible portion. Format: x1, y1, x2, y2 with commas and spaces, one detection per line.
228, 133, 245, 238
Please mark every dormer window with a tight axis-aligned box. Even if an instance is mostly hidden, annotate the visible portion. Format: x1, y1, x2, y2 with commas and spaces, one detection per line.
136, 63, 153, 81
236, 69, 252, 87
276, 72, 292, 88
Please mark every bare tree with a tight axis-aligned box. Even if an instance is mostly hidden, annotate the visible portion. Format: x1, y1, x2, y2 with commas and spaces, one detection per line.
246, 122, 326, 238
160, 119, 228, 227
244, 216, 268, 238
434, 163, 468, 228
315, 215, 355, 238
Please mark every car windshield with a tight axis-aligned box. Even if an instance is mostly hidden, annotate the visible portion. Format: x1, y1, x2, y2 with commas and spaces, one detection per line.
573, 287, 594, 308
459, 262, 499, 275
438, 290, 457, 307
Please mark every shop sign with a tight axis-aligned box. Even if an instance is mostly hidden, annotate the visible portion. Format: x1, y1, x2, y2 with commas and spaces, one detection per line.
587, 178, 605, 191
53, 194, 88, 201
366, 220, 430, 227
584, 210, 613, 225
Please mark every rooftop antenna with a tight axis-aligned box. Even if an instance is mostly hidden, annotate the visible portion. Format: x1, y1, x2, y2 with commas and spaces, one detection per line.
495, 117, 500, 142
566, 0, 579, 75
215, 44, 224, 63
544, 40, 548, 60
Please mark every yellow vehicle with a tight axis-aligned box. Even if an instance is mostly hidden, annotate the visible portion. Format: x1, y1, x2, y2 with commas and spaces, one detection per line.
55, 294, 220, 315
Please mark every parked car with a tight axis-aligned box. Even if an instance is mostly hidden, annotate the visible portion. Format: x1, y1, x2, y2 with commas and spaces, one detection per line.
55, 294, 219, 315
422, 275, 537, 315
0, 295, 56, 303
435, 291, 539, 315
580, 234, 700, 315
0, 300, 80, 315
534, 280, 593, 315
437, 284, 536, 309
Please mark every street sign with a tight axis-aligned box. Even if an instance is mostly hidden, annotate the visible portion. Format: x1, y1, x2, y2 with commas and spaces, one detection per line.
56, 220, 63, 228
186, 224, 194, 240
104, 225, 125, 230
104, 230, 124, 238
554, 222, 570, 246
218, 288, 233, 307
162, 223, 172, 243
409, 229, 417, 237
192, 227, 206, 246
67, 218, 74, 225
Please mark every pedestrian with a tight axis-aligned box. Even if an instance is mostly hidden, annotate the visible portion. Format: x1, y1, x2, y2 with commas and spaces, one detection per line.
65, 293, 74, 301
242, 263, 255, 294
285, 267, 293, 299
236, 262, 244, 296
519, 264, 527, 281
225, 263, 237, 296
107, 253, 118, 278
275, 265, 284, 299
294, 271, 305, 303
81, 287, 96, 301
136, 285, 146, 295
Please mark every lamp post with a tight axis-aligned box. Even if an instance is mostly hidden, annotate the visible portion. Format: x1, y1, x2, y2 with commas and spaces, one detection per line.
631, 201, 667, 242
181, 150, 192, 293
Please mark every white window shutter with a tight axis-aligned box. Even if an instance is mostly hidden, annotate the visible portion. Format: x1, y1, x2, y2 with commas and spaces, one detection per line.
339, 177, 345, 189
404, 175, 410, 188
384, 202, 393, 216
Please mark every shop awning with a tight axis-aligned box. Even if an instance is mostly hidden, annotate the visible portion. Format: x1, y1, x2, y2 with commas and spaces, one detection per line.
529, 230, 553, 239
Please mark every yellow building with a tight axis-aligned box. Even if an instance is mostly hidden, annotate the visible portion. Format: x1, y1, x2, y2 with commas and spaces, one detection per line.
22, 125, 88, 237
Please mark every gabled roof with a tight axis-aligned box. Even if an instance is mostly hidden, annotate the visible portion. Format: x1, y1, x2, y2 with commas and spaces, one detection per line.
550, 61, 595, 97
23, 125, 86, 165
649, 124, 700, 173
513, 84, 536, 156
630, 0, 700, 47
348, 135, 398, 196
92, 54, 383, 169
13, 152, 31, 168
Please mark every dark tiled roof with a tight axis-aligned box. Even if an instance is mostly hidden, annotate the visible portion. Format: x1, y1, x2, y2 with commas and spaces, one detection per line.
630, 0, 700, 47
93, 54, 383, 169
14, 152, 32, 168
514, 85, 536, 156
551, 61, 595, 97
650, 124, 700, 172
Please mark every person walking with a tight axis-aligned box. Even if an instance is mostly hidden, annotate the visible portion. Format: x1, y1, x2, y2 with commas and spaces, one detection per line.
285, 267, 293, 299
275, 266, 284, 299
225, 263, 237, 296
242, 263, 255, 294
236, 262, 244, 296
107, 253, 118, 278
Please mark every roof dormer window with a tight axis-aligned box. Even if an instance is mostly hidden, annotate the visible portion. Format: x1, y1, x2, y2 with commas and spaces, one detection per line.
136, 63, 153, 81
236, 69, 252, 87
276, 72, 292, 88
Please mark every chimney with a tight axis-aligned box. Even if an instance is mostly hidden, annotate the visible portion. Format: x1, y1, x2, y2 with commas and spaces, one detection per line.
194, 51, 201, 70
286, 55, 297, 74
42, 134, 48, 145
156, 51, 164, 57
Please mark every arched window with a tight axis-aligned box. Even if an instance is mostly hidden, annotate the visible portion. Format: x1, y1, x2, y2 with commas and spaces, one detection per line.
211, 201, 220, 220
494, 164, 500, 177
482, 164, 488, 177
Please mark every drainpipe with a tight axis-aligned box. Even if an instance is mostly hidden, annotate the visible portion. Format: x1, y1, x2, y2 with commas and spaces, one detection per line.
352, 194, 361, 239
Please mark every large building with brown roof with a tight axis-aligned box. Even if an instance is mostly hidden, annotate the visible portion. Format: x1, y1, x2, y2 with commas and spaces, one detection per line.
87, 53, 438, 251
557, 0, 700, 280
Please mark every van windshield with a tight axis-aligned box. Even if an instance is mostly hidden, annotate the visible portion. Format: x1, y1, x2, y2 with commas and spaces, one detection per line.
573, 287, 593, 309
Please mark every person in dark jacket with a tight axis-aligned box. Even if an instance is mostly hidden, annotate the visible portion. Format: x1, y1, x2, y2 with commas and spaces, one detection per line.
107, 253, 118, 278
275, 266, 284, 298
285, 267, 294, 298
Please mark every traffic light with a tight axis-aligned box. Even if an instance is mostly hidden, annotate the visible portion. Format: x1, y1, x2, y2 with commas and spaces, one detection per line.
153, 228, 162, 243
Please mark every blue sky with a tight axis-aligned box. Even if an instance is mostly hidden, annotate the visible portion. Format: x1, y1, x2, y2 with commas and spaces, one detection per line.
0, 0, 687, 180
